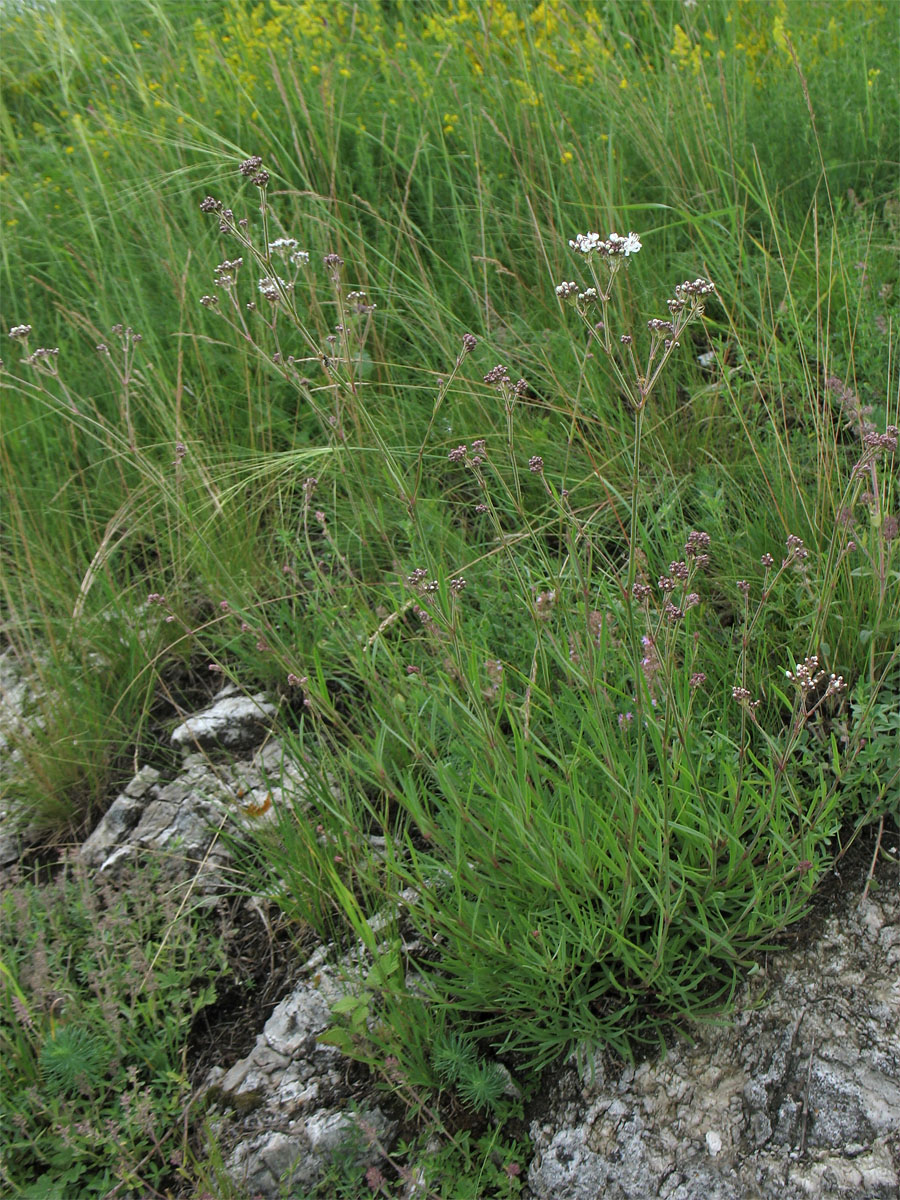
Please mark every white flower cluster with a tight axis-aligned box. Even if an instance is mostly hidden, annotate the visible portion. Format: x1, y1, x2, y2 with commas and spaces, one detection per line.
568, 230, 642, 258
674, 277, 715, 297
554, 281, 600, 306
268, 237, 310, 266
784, 655, 845, 697
214, 257, 243, 289
569, 231, 602, 255
258, 275, 294, 302
668, 277, 716, 315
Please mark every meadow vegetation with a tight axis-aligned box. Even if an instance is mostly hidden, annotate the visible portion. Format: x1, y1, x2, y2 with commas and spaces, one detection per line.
1, 0, 898, 1195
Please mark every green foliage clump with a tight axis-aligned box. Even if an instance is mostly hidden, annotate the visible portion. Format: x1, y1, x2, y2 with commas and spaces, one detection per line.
432, 1030, 479, 1087
38, 1025, 110, 1097
0, 862, 227, 1198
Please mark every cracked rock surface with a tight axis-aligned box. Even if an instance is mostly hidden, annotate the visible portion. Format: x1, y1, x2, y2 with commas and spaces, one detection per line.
525, 850, 900, 1200
0, 649, 42, 873
170, 683, 277, 752
205, 946, 398, 1196
78, 737, 304, 891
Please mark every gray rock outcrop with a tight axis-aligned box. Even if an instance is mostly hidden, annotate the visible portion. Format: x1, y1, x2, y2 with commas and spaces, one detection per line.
78, 737, 304, 890
0, 648, 43, 874
170, 683, 277, 752
526, 861, 900, 1200
205, 940, 399, 1195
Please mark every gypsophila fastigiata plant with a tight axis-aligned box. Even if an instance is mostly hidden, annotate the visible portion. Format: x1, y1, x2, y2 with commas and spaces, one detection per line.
212, 171, 897, 1080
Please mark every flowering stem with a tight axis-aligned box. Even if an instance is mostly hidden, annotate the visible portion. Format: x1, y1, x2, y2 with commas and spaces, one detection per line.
625, 404, 646, 720
409, 351, 470, 513
504, 385, 524, 515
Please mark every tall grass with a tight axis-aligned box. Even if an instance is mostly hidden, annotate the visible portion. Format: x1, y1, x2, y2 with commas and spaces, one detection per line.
1, 0, 898, 1194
